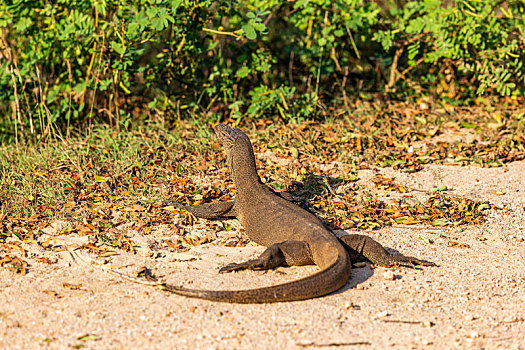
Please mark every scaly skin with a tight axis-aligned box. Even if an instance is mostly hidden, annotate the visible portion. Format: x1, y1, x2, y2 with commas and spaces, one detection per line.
160, 124, 433, 303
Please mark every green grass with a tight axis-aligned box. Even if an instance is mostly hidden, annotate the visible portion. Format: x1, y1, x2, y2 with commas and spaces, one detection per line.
0, 100, 523, 239
0, 119, 218, 217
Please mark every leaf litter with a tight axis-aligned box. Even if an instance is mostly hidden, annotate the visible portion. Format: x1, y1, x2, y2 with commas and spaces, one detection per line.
0, 99, 522, 273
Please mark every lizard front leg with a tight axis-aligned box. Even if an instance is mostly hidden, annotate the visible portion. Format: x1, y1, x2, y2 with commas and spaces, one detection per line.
219, 241, 314, 273
163, 200, 237, 219
338, 234, 435, 267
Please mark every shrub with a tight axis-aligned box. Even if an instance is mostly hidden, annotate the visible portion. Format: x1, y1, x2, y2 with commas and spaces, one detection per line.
0, 0, 523, 141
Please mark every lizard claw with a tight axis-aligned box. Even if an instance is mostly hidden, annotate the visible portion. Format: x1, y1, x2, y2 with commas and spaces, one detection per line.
219, 262, 250, 273
219, 264, 240, 273
219, 259, 267, 273
412, 258, 436, 267
391, 256, 436, 268
376, 254, 436, 268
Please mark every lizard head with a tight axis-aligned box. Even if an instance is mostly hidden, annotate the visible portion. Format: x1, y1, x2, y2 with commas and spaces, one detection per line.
213, 124, 256, 175
213, 124, 251, 152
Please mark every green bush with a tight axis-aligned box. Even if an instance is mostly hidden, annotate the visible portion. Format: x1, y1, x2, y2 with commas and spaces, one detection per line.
374, 0, 524, 97
0, 0, 523, 141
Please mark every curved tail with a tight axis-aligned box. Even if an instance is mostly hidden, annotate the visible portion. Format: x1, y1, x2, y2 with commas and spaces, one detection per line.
158, 251, 351, 303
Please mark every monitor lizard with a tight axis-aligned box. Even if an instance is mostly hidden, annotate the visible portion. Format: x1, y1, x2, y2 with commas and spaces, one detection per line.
160, 124, 434, 303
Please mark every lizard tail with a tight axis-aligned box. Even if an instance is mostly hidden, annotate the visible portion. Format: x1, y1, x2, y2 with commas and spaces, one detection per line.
158, 251, 351, 303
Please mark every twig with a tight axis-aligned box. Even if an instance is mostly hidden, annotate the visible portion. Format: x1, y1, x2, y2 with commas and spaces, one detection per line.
35, 67, 54, 141
68, 249, 164, 286
383, 319, 426, 324
331, 46, 342, 72
342, 66, 349, 109
315, 11, 329, 100
202, 27, 241, 39
289, 50, 294, 86
386, 34, 425, 92
9, 66, 22, 144
263, 4, 280, 26
386, 47, 403, 93
398, 57, 426, 80
344, 25, 361, 59
297, 341, 371, 347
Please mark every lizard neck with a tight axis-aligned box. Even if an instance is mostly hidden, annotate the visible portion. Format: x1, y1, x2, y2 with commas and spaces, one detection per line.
229, 142, 262, 194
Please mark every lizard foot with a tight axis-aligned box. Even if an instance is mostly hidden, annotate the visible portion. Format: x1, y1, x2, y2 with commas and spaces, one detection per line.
219, 260, 256, 273
219, 243, 288, 273
219, 258, 277, 273
382, 255, 436, 268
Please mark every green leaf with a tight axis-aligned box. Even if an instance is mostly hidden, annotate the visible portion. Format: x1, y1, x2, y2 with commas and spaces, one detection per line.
431, 218, 450, 226
171, 0, 182, 10
151, 17, 165, 30
77, 334, 97, 341
252, 22, 266, 32
418, 235, 432, 244
236, 66, 250, 78
14, 17, 32, 32
242, 24, 257, 40
477, 203, 490, 211
459, 121, 476, 128
73, 82, 87, 94
127, 22, 140, 35
110, 41, 125, 55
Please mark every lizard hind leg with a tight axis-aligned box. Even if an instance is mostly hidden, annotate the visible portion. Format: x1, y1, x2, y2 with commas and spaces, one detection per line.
163, 200, 236, 219
338, 234, 435, 267
219, 240, 314, 273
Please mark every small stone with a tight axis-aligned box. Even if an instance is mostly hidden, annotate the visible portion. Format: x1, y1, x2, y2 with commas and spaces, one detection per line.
465, 314, 475, 321
470, 331, 479, 338
422, 320, 433, 328
344, 301, 361, 310
376, 311, 389, 318
383, 270, 395, 281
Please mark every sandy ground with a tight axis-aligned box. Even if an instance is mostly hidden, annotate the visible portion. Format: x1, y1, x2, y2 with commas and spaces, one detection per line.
1, 161, 524, 350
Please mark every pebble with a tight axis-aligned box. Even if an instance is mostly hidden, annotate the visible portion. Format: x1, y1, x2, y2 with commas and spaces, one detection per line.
376, 311, 389, 318
383, 270, 395, 281
344, 301, 361, 310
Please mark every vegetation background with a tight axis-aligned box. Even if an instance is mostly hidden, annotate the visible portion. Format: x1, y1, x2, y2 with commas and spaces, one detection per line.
0, 0, 524, 221
0, 4, 524, 348
0, 0, 523, 142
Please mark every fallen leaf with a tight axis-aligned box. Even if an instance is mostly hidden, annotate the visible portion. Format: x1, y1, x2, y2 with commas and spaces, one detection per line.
62, 282, 82, 290
77, 334, 97, 341
95, 176, 107, 183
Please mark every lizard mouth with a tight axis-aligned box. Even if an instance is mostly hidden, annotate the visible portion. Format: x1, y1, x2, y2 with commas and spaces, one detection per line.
213, 124, 236, 145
